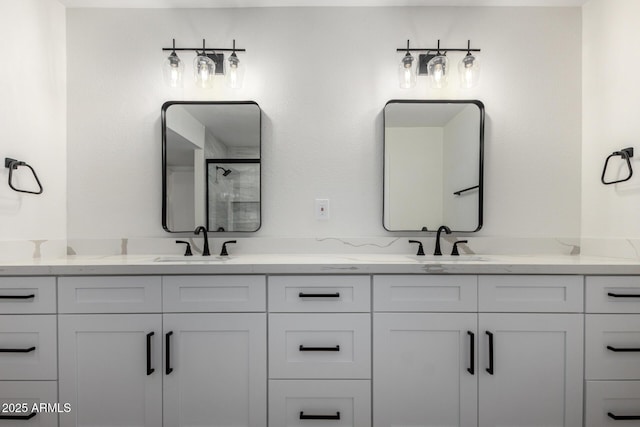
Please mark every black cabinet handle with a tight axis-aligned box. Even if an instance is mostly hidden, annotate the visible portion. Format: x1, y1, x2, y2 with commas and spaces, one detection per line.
608, 292, 640, 298
0, 294, 35, 300
165, 331, 173, 375
146, 332, 155, 375
298, 292, 340, 298
486, 331, 494, 375
607, 345, 640, 352
608, 412, 640, 420
0, 412, 37, 420
467, 331, 475, 375
299, 411, 341, 420
0, 346, 35, 353
299, 345, 340, 352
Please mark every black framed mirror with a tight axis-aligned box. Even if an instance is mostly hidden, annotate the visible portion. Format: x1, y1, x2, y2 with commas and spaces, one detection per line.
383, 99, 484, 232
162, 101, 261, 233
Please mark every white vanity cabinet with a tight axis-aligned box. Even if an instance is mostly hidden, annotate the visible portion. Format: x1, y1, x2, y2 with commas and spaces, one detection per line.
373, 274, 584, 427
585, 276, 640, 426
0, 277, 58, 427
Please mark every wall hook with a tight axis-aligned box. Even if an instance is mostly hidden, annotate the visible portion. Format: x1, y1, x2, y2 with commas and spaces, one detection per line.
4, 157, 43, 195
601, 147, 634, 185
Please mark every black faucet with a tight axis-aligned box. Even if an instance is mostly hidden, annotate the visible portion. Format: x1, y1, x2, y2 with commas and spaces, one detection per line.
220, 240, 236, 257
194, 226, 210, 256
434, 225, 452, 256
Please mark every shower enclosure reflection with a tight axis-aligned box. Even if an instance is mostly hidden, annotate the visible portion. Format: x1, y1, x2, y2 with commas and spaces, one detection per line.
162, 101, 261, 232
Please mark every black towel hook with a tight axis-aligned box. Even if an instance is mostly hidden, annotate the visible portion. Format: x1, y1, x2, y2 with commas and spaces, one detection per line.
601, 147, 634, 185
4, 157, 43, 195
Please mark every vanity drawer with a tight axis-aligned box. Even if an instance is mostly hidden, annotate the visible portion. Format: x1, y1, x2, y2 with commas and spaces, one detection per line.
586, 276, 640, 313
0, 277, 55, 314
269, 314, 370, 379
373, 275, 477, 312
0, 315, 56, 380
58, 276, 161, 313
0, 381, 59, 426
586, 314, 640, 379
269, 380, 370, 427
163, 275, 266, 312
478, 275, 583, 312
268, 276, 370, 313
585, 381, 640, 427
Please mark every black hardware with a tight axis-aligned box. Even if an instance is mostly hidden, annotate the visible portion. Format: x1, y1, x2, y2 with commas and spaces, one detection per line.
0, 346, 35, 353
0, 412, 37, 420
434, 225, 452, 256
165, 331, 173, 375
452, 240, 468, 256
454, 185, 479, 196
299, 345, 340, 352
409, 240, 425, 256
4, 158, 43, 195
608, 412, 640, 421
601, 147, 634, 185
299, 292, 340, 298
607, 345, 640, 352
467, 331, 475, 375
220, 240, 236, 256
175, 240, 192, 256
299, 412, 341, 420
162, 38, 246, 53
146, 332, 155, 375
486, 331, 494, 375
0, 294, 35, 300
397, 39, 481, 53
162, 39, 246, 75
608, 292, 640, 298
194, 226, 210, 256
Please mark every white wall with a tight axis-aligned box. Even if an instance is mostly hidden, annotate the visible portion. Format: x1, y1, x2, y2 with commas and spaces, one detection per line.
582, 0, 640, 257
66, 7, 581, 241
0, 0, 66, 256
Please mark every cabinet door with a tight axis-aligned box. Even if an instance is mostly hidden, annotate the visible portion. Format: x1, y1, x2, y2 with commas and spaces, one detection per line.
163, 313, 267, 427
478, 314, 583, 427
58, 314, 162, 427
373, 313, 478, 427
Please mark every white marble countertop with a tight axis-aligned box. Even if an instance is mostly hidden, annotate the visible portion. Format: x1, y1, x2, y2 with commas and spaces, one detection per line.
1, 254, 639, 276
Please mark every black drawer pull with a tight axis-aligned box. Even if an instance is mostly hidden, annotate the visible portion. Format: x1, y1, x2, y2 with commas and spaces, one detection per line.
300, 411, 341, 420
607, 345, 640, 352
467, 331, 475, 375
0, 294, 35, 300
0, 412, 37, 420
486, 331, 494, 375
608, 412, 640, 420
166, 331, 174, 375
299, 292, 340, 298
608, 292, 640, 298
0, 346, 36, 353
146, 332, 155, 375
299, 345, 340, 352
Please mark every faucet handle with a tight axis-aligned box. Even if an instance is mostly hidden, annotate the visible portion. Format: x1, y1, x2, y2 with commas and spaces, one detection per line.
451, 240, 468, 256
408, 240, 425, 256
220, 240, 237, 257
175, 240, 193, 256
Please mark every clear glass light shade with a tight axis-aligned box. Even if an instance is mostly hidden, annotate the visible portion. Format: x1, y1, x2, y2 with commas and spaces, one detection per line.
194, 53, 216, 88
459, 54, 480, 89
427, 54, 449, 89
398, 53, 417, 89
225, 53, 245, 89
163, 52, 184, 88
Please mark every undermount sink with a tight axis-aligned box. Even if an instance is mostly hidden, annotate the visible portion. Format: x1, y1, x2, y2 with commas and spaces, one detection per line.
153, 255, 230, 263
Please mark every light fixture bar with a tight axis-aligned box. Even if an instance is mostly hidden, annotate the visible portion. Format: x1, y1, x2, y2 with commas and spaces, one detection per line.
396, 39, 480, 53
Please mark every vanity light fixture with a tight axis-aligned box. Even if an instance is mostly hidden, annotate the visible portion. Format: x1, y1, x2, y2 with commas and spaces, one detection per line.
398, 40, 417, 89
396, 39, 481, 89
161, 39, 246, 89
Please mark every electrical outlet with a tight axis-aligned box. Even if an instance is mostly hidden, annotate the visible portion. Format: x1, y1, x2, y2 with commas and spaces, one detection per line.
315, 199, 330, 220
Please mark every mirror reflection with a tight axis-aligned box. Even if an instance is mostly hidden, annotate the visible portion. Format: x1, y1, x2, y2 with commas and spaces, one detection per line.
383, 100, 484, 232
162, 101, 261, 233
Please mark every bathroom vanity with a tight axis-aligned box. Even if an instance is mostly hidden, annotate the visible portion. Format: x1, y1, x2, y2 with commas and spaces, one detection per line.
1, 255, 640, 427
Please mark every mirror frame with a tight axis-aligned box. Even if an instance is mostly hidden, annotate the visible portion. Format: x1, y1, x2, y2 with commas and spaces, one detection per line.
382, 99, 484, 233
161, 100, 262, 233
